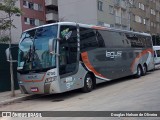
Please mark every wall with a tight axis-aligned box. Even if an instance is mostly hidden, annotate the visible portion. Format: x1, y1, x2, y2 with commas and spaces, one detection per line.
0, 44, 19, 92
58, 0, 98, 25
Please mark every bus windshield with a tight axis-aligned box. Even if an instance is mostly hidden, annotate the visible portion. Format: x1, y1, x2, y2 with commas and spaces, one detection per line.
18, 25, 58, 72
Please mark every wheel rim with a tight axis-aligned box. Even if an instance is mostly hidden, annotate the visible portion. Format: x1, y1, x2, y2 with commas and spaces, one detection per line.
86, 77, 92, 89
143, 66, 146, 74
137, 67, 141, 76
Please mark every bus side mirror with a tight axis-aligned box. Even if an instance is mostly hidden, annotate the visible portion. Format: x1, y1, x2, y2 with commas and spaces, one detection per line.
49, 38, 60, 56
5, 48, 17, 62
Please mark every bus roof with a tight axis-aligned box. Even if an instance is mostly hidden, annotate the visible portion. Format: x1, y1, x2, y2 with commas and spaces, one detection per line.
23, 22, 151, 37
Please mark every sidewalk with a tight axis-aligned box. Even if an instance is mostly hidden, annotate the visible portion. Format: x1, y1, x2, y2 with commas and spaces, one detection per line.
0, 90, 31, 106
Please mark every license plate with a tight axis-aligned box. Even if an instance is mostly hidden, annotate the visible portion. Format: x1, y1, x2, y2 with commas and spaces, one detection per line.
31, 87, 39, 92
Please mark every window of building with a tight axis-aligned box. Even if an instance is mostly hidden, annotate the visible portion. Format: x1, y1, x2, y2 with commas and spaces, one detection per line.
34, 3, 38, 10
23, 0, 28, 8
138, 3, 145, 10
24, 17, 30, 24
151, 9, 156, 15
151, 22, 154, 27
135, 15, 142, 23
143, 19, 146, 24
23, 0, 27, 6
35, 19, 40, 26
98, 0, 103, 11
30, 18, 35, 26
38, 4, 43, 11
28, 2, 34, 9
109, 5, 114, 14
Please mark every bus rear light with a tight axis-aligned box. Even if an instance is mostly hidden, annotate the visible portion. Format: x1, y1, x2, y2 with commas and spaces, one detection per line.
45, 77, 57, 83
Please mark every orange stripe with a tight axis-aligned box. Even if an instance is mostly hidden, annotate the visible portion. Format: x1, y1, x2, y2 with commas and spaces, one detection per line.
23, 74, 46, 82
81, 52, 106, 78
91, 26, 106, 30
130, 48, 154, 72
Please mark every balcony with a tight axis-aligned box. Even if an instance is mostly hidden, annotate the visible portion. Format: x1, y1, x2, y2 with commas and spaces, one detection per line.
45, 0, 57, 6
114, 0, 127, 10
46, 12, 58, 21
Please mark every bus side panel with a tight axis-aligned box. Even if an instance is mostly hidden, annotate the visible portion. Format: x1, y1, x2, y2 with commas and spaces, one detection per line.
81, 47, 154, 81
81, 48, 133, 80
58, 63, 88, 92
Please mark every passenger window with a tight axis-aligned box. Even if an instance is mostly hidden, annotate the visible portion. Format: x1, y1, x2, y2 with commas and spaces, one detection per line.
157, 50, 160, 57
80, 28, 98, 52
146, 37, 152, 47
96, 31, 105, 47
154, 51, 156, 57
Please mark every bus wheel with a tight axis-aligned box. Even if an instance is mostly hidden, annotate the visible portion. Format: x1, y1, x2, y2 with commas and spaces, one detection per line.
82, 74, 93, 93
142, 64, 147, 76
135, 65, 142, 78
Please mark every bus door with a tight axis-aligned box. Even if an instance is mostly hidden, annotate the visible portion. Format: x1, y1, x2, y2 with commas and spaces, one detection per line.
58, 25, 80, 91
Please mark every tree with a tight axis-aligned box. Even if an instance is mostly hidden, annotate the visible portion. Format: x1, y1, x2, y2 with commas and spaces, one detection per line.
0, 0, 22, 97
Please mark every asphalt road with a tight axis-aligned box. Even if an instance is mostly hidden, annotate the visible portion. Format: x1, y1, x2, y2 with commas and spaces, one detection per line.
1, 69, 160, 120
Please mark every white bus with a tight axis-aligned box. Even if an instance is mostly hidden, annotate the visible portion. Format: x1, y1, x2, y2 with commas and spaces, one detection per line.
153, 46, 160, 65
9, 22, 154, 94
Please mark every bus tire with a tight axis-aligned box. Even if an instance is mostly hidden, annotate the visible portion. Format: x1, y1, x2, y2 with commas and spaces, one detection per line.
135, 65, 142, 78
142, 64, 147, 76
82, 74, 93, 93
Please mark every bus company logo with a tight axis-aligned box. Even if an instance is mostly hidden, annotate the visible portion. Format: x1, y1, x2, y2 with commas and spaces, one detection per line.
27, 75, 38, 80
106, 51, 122, 59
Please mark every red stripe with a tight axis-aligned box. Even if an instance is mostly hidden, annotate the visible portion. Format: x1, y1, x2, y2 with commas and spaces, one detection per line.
81, 52, 106, 78
130, 48, 154, 72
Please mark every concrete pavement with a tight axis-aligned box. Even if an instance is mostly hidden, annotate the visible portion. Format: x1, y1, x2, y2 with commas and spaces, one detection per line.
0, 90, 30, 107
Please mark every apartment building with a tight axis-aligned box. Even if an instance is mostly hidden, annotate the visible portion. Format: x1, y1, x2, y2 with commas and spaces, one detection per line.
58, 0, 130, 30
45, 0, 58, 24
21, 0, 46, 31
1, 0, 160, 43
0, 0, 59, 43
130, 0, 160, 35
58, 0, 160, 35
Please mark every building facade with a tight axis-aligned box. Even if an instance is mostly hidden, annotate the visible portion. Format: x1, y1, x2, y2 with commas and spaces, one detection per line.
130, 0, 160, 35
1, 0, 160, 43
0, 0, 58, 43
58, 0, 130, 30
58, 0, 160, 34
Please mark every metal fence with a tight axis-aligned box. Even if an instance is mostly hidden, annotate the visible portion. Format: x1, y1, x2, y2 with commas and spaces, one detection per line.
0, 44, 19, 92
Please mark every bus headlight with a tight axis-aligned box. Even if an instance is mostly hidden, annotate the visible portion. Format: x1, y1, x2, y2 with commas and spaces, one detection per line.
45, 77, 57, 83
